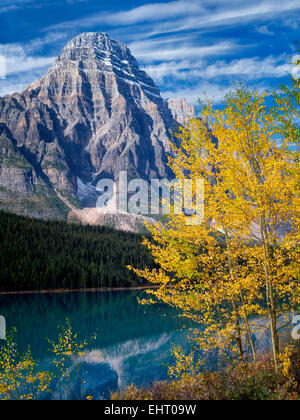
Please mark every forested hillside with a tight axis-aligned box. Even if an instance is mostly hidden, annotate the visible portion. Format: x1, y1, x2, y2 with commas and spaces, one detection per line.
0, 211, 155, 292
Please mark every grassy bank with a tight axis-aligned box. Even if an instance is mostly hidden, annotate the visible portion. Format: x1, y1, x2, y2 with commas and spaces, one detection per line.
113, 345, 300, 400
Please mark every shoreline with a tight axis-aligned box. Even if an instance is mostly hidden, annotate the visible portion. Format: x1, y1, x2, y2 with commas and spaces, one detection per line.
0, 285, 157, 296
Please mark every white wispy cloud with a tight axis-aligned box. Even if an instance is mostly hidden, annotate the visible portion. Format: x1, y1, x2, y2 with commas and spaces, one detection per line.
24, 32, 69, 53
0, 81, 28, 96
144, 55, 293, 84
161, 81, 232, 104
0, 32, 69, 96
0, 0, 88, 15
45, 0, 300, 34
5, 56, 55, 76
0, 42, 56, 96
103, 1, 204, 25
45, 0, 203, 31
282, 18, 300, 30
0, 43, 55, 76
256, 25, 275, 35
130, 41, 237, 62
162, 80, 271, 104
202, 56, 293, 79
0, 0, 34, 14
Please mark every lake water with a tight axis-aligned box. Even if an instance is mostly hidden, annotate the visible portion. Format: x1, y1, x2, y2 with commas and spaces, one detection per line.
0, 290, 192, 400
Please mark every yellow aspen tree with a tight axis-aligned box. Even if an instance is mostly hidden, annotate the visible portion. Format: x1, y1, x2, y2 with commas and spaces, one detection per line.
131, 116, 261, 363
131, 84, 299, 372
48, 319, 97, 401
0, 328, 51, 400
206, 85, 299, 371
276, 47, 300, 286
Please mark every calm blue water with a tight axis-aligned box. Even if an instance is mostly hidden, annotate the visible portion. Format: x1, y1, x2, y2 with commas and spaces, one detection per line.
0, 290, 192, 400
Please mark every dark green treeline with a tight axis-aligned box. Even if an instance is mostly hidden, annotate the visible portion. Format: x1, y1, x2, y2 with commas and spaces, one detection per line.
0, 211, 155, 292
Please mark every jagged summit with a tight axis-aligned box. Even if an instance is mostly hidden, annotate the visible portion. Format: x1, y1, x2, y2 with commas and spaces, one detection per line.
28, 32, 160, 100
0, 32, 196, 226
56, 32, 158, 92
61, 32, 132, 60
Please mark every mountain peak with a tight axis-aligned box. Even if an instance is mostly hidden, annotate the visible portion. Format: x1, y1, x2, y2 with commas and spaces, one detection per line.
59, 32, 134, 64
41, 31, 160, 99
0, 33, 196, 224
64, 32, 126, 51
71, 32, 110, 41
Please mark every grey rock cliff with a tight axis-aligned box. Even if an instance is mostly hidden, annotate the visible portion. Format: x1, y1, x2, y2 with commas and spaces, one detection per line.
166, 98, 196, 126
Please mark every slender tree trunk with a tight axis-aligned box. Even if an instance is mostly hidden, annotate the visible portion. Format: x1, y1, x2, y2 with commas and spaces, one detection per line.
239, 291, 256, 362
231, 297, 244, 361
260, 214, 279, 371
249, 156, 279, 371
224, 229, 244, 361
224, 229, 257, 361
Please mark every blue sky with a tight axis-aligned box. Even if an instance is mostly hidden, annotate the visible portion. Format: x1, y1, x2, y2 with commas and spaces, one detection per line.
0, 0, 299, 103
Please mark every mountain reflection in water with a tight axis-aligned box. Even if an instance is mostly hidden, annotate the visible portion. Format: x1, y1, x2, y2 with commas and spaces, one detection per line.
0, 290, 191, 400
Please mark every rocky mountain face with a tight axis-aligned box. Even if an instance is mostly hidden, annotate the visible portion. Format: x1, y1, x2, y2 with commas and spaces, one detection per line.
0, 32, 196, 225
166, 98, 196, 126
